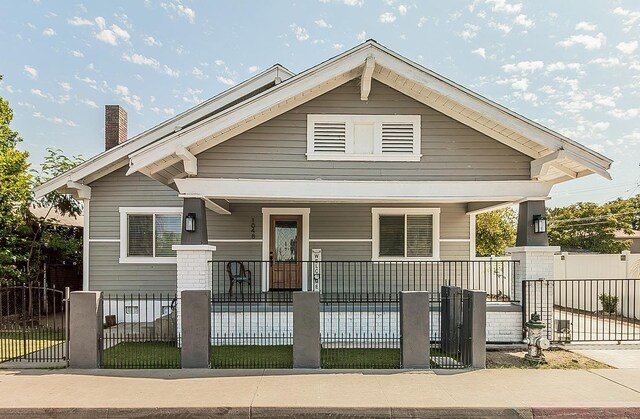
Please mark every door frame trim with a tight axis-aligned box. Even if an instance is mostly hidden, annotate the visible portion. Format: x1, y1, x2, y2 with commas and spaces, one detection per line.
261, 208, 310, 292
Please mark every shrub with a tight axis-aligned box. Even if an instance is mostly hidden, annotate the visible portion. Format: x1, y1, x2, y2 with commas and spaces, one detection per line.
599, 293, 618, 315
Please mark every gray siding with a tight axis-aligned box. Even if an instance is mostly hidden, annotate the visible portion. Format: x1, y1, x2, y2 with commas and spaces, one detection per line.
88, 167, 182, 292
191, 79, 531, 181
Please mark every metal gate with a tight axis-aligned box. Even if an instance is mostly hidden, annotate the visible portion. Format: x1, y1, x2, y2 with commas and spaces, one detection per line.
0, 283, 69, 365
523, 279, 640, 343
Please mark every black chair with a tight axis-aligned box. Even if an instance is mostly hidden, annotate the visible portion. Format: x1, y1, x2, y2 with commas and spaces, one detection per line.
226, 261, 252, 295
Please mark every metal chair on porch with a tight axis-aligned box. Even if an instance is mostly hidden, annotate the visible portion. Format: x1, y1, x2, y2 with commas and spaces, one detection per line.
226, 261, 252, 295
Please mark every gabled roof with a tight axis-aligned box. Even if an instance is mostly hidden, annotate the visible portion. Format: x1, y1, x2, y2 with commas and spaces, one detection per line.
33, 65, 294, 198
35, 40, 612, 198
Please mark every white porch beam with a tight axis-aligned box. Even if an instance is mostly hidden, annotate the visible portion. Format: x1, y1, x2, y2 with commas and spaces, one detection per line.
174, 178, 554, 203
179, 193, 230, 215
175, 146, 198, 176
360, 56, 375, 101
530, 150, 564, 180
550, 162, 578, 179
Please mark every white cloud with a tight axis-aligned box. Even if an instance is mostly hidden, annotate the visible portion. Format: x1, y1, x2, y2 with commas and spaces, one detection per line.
315, 19, 332, 28
511, 78, 529, 91
472, 47, 486, 58
163, 65, 179, 77
459, 23, 480, 41
545, 62, 581, 72
575, 21, 596, 31
343, 0, 364, 6
616, 41, 638, 55
216, 76, 235, 86
333, 43, 344, 50
42, 27, 56, 37
143, 36, 162, 47
17, 102, 35, 109
79, 98, 98, 108
31, 88, 49, 99
59, 82, 72, 92
593, 94, 616, 108
248, 65, 259, 73
557, 32, 606, 50
356, 30, 367, 41
289, 24, 309, 41
24, 65, 38, 79
485, 0, 522, 14
33, 111, 78, 127
192, 66, 207, 79
67, 16, 94, 26
160, 1, 196, 23
70, 50, 84, 58
75, 75, 97, 89
589, 57, 622, 67
114, 85, 143, 111
608, 108, 640, 119
622, 130, 640, 143
612, 7, 640, 31
514, 14, 533, 29
379, 12, 397, 23
180, 87, 203, 104
398, 4, 408, 15
502, 60, 544, 73
418, 17, 427, 27
95, 17, 130, 46
488, 21, 512, 34
122, 53, 160, 68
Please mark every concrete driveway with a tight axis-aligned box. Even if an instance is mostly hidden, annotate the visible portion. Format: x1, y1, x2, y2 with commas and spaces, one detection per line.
567, 343, 640, 369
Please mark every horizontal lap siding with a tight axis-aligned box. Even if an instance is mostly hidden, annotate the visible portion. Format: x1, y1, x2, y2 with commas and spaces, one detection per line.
88, 167, 182, 292
194, 79, 531, 181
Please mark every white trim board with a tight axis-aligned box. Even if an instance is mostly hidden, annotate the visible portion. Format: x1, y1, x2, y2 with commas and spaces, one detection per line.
175, 178, 553, 202
208, 239, 262, 243
88, 238, 120, 243
309, 238, 372, 242
261, 208, 310, 292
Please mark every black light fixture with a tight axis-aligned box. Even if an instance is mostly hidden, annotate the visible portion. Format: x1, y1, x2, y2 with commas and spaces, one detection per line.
533, 214, 546, 234
185, 213, 196, 232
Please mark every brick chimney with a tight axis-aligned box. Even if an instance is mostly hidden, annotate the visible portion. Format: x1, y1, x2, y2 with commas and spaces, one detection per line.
105, 105, 128, 150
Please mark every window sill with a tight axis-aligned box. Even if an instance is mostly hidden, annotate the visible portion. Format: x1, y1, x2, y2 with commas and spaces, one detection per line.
306, 153, 422, 162
371, 257, 440, 262
119, 257, 177, 264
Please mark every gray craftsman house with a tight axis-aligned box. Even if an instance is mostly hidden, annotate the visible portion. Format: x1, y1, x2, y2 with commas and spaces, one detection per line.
35, 41, 612, 342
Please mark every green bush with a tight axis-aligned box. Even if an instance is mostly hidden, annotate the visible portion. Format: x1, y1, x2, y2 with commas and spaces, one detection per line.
599, 293, 618, 315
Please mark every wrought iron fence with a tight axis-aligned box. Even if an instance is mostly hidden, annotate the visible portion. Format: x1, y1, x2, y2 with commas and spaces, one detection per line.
523, 279, 640, 343
100, 293, 180, 368
0, 282, 68, 364
211, 259, 518, 302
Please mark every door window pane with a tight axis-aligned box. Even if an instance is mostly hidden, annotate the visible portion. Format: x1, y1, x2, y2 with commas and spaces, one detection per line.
274, 221, 298, 261
407, 214, 433, 257
155, 214, 182, 257
379, 215, 404, 257
128, 215, 153, 256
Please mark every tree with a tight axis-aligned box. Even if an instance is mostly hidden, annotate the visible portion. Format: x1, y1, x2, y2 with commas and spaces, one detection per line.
475, 208, 517, 256
547, 196, 638, 253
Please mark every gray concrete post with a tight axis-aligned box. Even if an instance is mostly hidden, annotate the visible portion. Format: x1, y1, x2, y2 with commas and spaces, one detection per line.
400, 291, 430, 369
181, 290, 211, 368
463, 289, 487, 369
293, 292, 320, 368
69, 291, 102, 368
441, 286, 462, 355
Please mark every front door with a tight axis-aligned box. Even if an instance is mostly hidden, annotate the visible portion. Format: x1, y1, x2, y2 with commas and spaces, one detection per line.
269, 215, 302, 290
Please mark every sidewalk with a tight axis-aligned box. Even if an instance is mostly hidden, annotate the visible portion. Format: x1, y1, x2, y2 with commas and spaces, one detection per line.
0, 368, 639, 417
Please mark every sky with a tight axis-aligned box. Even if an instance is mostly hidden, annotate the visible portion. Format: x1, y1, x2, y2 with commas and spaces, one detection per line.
0, 0, 639, 207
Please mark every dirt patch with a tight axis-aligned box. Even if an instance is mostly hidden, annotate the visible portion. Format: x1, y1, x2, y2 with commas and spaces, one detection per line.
486, 347, 613, 369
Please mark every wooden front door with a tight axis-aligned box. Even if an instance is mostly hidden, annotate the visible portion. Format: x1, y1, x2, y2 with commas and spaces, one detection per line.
269, 215, 302, 290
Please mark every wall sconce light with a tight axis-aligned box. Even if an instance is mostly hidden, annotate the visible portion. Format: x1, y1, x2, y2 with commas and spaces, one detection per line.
533, 214, 546, 234
185, 213, 196, 232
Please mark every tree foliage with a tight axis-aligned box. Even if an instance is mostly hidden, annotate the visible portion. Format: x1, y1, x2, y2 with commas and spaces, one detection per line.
475, 208, 517, 256
548, 195, 639, 253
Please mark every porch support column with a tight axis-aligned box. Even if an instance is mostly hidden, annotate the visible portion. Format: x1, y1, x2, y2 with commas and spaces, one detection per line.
516, 200, 548, 247
400, 291, 430, 369
181, 197, 209, 245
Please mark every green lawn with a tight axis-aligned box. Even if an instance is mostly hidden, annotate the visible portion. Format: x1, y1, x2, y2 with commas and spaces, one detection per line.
101, 342, 401, 369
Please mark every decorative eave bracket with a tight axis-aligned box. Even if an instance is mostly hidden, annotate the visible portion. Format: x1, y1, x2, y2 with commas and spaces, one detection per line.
360, 55, 376, 101
176, 146, 198, 176
62, 181, 92, 200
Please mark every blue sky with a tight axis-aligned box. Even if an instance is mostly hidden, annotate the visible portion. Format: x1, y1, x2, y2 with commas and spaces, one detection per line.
1, 0, 639, 207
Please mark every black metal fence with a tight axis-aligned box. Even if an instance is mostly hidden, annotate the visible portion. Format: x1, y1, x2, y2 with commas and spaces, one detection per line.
0, 282, 68, 364
523, 279, 640, 343
100, 293, 180, 368
211, 259, 518, 302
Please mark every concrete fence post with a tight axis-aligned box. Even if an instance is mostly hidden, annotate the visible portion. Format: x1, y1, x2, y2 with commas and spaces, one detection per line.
293, 291, 320, 368
69, 291, 102, 368
400, 291, 430, 369
463, 289, 487, 369
181, 290, 211, 368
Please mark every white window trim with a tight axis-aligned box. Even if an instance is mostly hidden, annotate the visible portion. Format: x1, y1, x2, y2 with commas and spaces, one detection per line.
306, 114, 422, 161
371, 208, 440, 261
119, 207, 183, 264
261, 208, 310, 292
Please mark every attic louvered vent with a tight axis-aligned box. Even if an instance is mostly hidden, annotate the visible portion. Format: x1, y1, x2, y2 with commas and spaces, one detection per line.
312, 122, 346, 153
307, 115, 421, 161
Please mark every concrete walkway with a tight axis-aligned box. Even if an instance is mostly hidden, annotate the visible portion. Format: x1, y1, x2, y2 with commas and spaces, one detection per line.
1, 368, 640, 417
566, 343, 640, 369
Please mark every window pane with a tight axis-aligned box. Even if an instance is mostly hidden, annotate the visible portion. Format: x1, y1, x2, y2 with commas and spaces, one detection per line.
128, 215, 153, 256
379, 215, 405, 257
407, 214, 433, 257
155, 214, 182, 257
